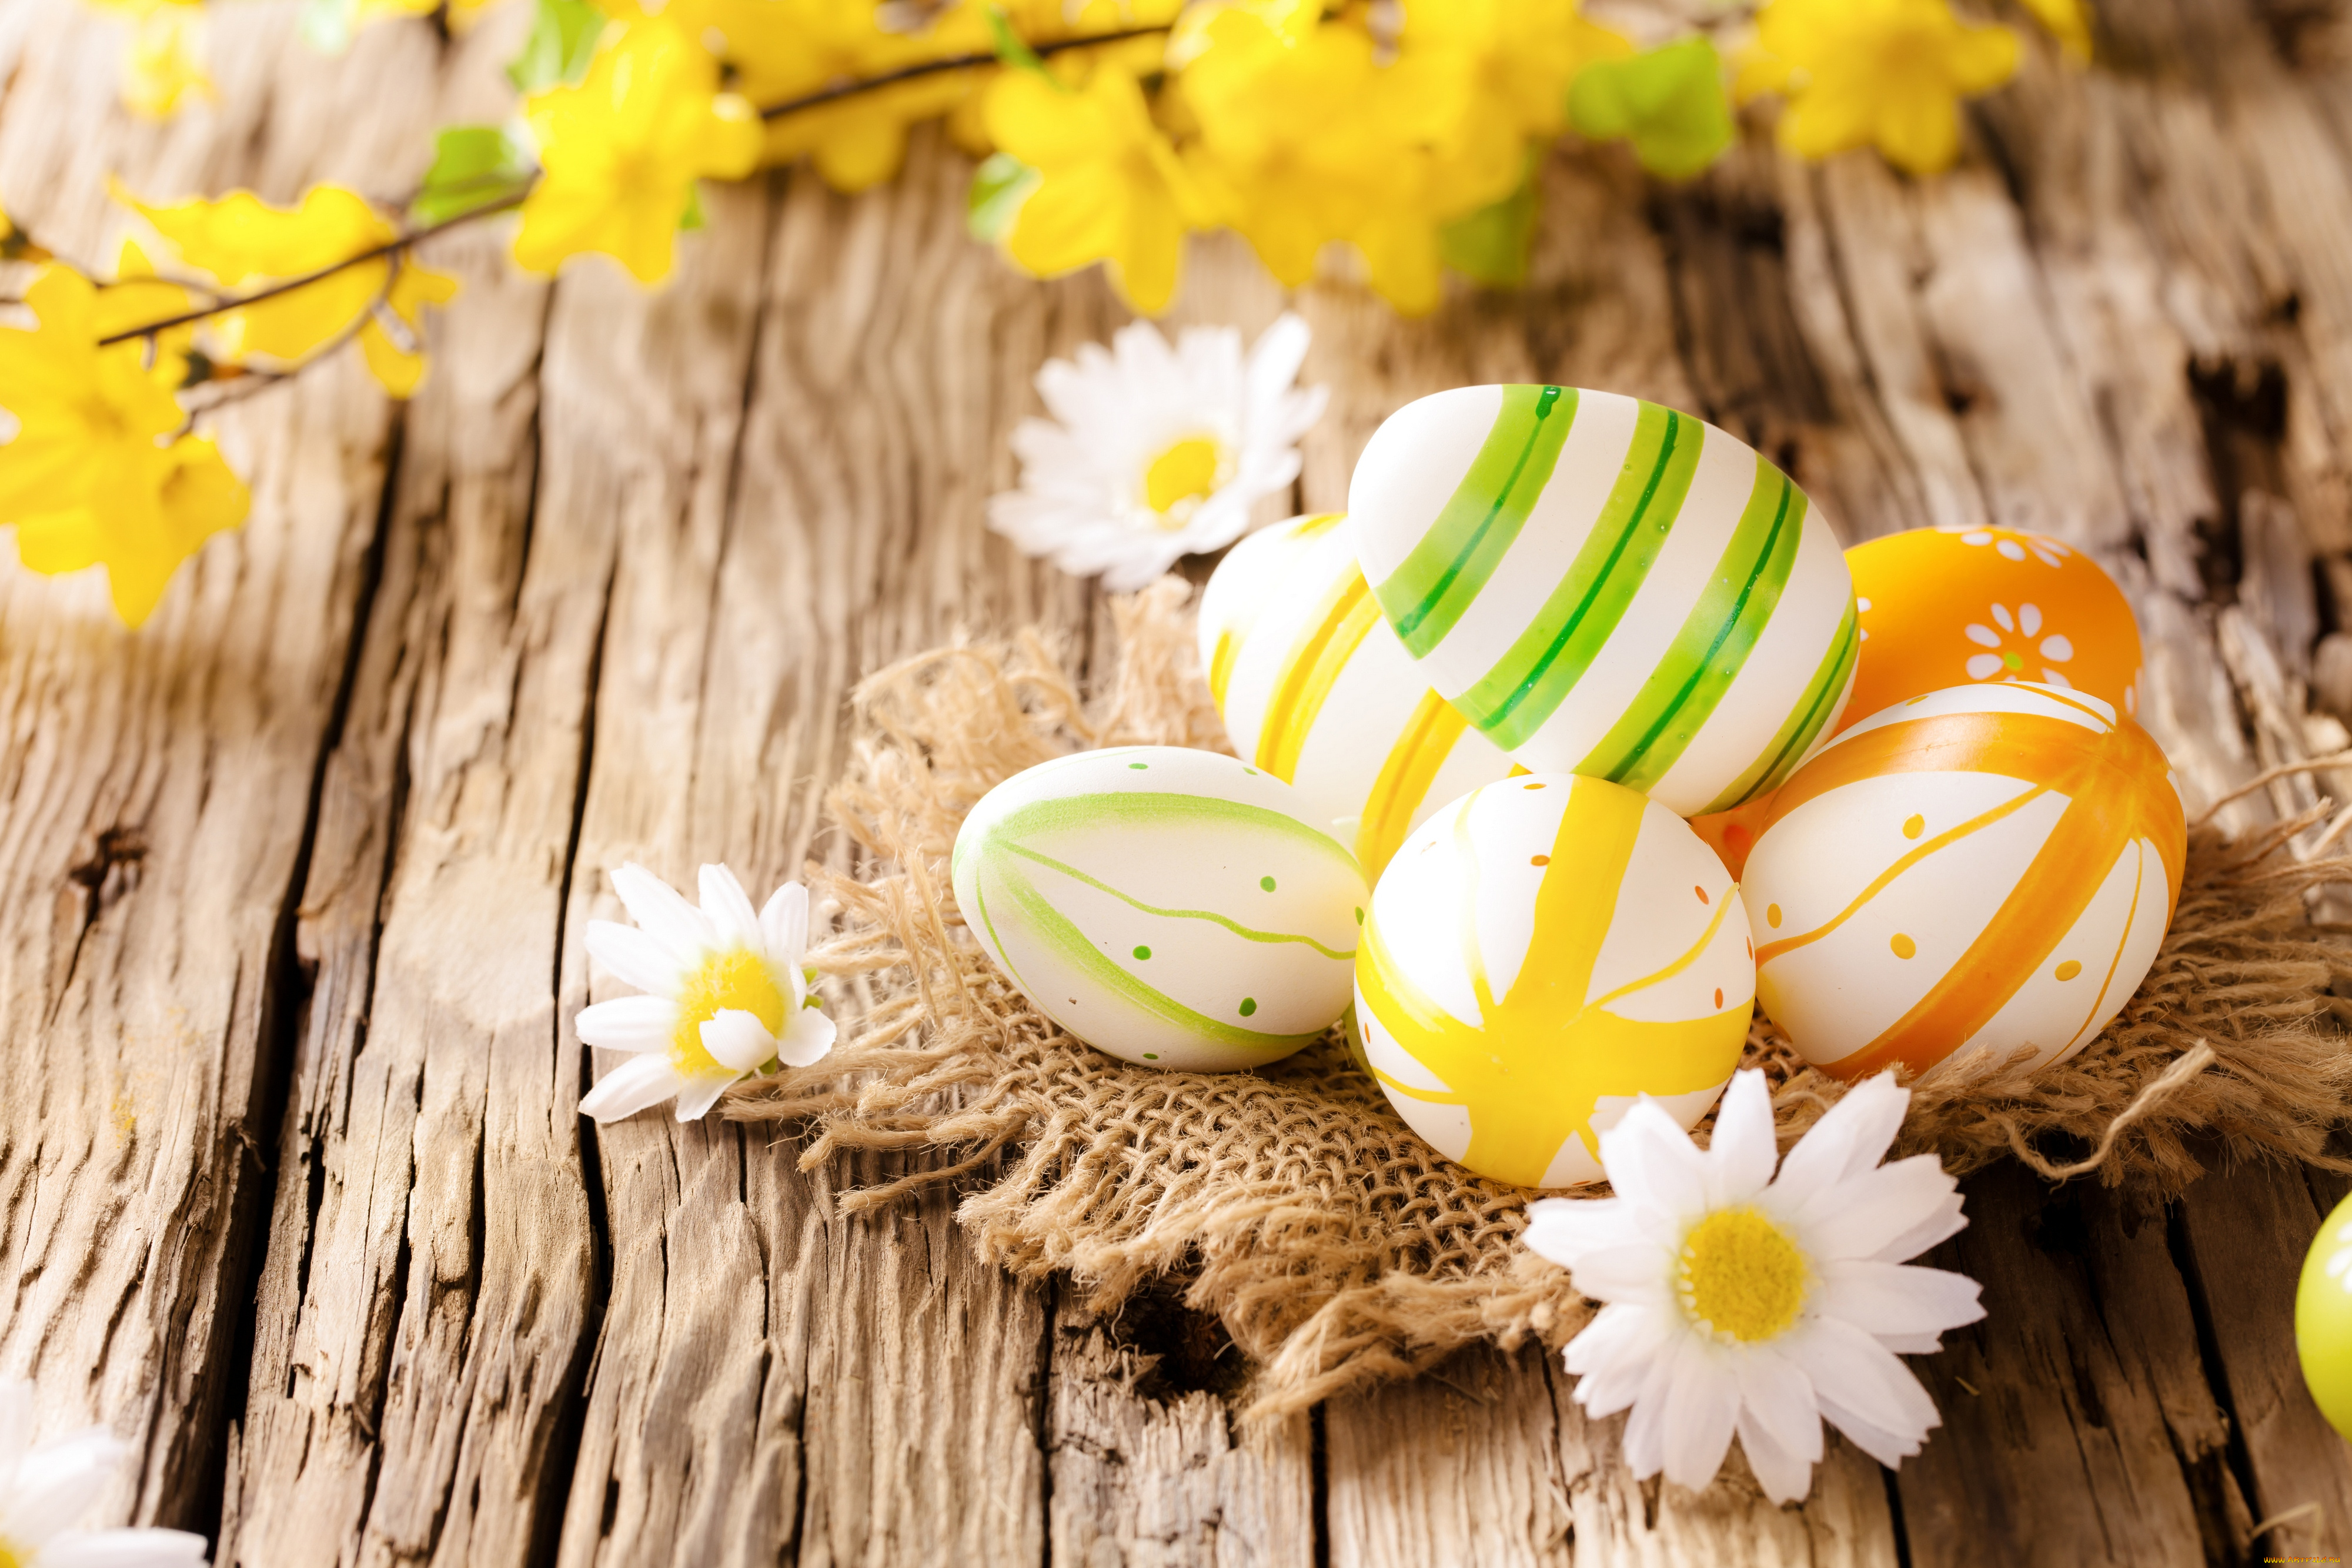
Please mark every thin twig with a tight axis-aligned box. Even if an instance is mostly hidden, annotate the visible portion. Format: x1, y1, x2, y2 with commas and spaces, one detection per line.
96, 185, 532, 346
755, 24, 1169, 119
2191, 749, 2352, 827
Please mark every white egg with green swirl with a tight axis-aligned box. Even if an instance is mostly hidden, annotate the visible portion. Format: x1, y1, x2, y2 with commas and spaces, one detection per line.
951, 745, 1368, 1071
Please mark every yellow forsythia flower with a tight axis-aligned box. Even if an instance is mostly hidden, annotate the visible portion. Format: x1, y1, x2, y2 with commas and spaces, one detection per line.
985, 63, 1211, 315
359, 262, 462, 399
123, 184, 461, 395
1741, 0, 2019, 176
1177, 12, 1419, 295
703, 0, 979, 191
123, 3, 212, 118
103, 238, 201, 388
1396, 0, 1630, 193
0, 267, 248, 626
2019, 0, 2093, 61
85, 0, 212, 118
515, 16, 763, 283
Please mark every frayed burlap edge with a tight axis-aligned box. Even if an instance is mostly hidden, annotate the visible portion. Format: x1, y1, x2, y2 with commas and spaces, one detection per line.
730, 579, 2352, 1419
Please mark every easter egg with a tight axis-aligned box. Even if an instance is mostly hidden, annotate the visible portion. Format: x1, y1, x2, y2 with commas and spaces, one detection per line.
1741, 683, 2184, 1081
2296, 1189, 2352, 1440
1845, 524, 2144, 730
1355, 772, 1753, 1188
1348, 385, 1859, 817
1200, 512, 1519, 879
951, 745, 1368, 1072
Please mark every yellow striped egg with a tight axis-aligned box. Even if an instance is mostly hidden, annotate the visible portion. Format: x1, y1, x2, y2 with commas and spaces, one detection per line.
1741, 683, 2184, 1081
1349, 385, 1858, 817
1200, 513, 1518, 880
1355, 773, 1753, 1188
953, 745, 1368, 1072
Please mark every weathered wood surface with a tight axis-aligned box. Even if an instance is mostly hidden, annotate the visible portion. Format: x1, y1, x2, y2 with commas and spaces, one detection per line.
5, 0, 2352, 1562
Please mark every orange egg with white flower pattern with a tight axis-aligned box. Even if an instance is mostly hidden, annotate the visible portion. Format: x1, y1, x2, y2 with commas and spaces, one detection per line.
1741, 683, 2183, 1081
1841, 526, 2142, 735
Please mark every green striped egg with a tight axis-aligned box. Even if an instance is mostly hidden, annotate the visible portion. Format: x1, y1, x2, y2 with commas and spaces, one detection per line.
1349, 386, 1859, 817
951, 745, 1368, 1071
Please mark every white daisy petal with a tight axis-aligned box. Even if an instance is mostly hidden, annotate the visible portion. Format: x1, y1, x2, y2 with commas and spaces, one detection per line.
4, 1430, 126, 1543
1791, 1156, 1963, 1261
672, 1072, 739, 1122
698, 864, 761, 949
1659, 1334, 1741, 1492
1736, 1407, 1815, 1506
583, 921, 682, 998
1732, 1344, 1823, 1468
774, 1005, 838, 1069
576, 995, 677, 1053
1618, 1342, 1682, 1480
580, 1054, 687, 1124
1816, 1260, 1986, 1340
1596, 1101, 1712, 1225
40, 1529, 214, 1567
760, 882, 810, 975
1563, 1304, 1673, 1415
1812, 1395, 1927, 1469
699, 1009, 779, 1074
1770, 1074, 1909, 1210
1522, 1195, 1635, 1269
1561, 1243, 1675, 1306
610, 862, 716, 964
1780, 1317, 1940, 1452
1705, 1069, 1778, 1205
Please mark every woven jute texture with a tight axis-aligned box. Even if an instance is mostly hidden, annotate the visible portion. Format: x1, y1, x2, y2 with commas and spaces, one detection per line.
731, 579, 2352, 1418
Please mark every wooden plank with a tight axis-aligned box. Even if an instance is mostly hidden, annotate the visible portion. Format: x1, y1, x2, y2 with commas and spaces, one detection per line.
1894, 1164, 2238, 1566
1322, 1345, 1572, 1568
549, 138, 1097, 1568
1046, 1295, 1314, 1568
2174, 1165, 2352, 1561
0, 0, 420, 1532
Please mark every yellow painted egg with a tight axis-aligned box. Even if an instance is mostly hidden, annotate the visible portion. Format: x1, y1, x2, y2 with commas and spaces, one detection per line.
952, 745, 1368, 1072
1354, 773, 1753, 1188
2296, 1189, 2352, 1440
1348, 385, 1858, 817
1844, 524, 2144, 732
1200, 512, 1518, 879
1742, 683, 2184, 1081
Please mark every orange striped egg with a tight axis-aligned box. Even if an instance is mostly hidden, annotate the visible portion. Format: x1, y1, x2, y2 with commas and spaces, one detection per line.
1200, 513, 1516, 880
1843, 525, 2144, 733
1355, 773, 1753, 1188
1741, 683, 2184, 1081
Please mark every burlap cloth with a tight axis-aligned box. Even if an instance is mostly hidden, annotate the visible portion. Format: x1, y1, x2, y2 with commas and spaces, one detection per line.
731, 579, 2352, 1418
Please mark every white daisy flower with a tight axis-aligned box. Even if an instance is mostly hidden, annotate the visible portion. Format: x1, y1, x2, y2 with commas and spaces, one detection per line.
1524, 1069, 1984, 1505
987, 312, 1328, 591
576, 863, 837, 1124
0, 1381, 210, 1566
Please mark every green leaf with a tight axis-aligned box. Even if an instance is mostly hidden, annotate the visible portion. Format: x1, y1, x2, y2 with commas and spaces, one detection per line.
506, 0, 606, 95
1438, 156, 1541, 289
984, 4, 1053, 79
1567, 36, 1735, 182
679, 184, 706, 232
299, 0, 361, 56
967, 152, 1040, 243
410, 124, 538, 227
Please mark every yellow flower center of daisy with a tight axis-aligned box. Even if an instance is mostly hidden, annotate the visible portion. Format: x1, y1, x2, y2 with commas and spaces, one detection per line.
1677, 1207, 1808, 1343
1143, 435, 1223, 523
669, 947, 787, 1076
0, 1539, 25, 1568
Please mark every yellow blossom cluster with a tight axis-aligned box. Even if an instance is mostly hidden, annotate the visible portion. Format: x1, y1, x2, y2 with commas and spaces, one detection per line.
14, 0, 2097, 627
489, 0, 2092, 313
0, 184, 459, 623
